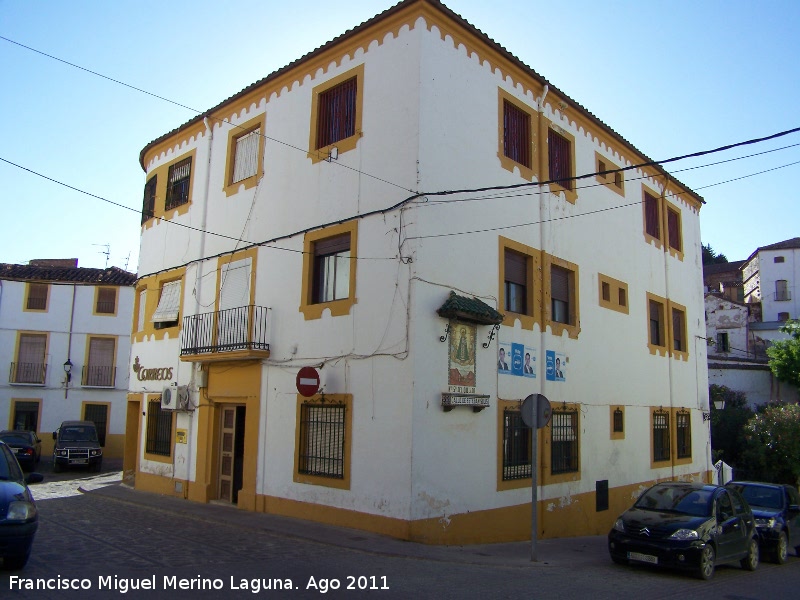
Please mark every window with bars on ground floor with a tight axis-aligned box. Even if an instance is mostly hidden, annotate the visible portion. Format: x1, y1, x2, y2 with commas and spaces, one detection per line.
13, 401, 39, 431
676, 410, 691, 459
298, 402, 345, 479
145, 399, 172, 456
502, 408, 531, 480
83, 403, 108, 446
551, 409, 578, 474
653, 409, 670, 462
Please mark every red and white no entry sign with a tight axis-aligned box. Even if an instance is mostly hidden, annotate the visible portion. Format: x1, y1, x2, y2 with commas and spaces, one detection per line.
296, 366, 320, 397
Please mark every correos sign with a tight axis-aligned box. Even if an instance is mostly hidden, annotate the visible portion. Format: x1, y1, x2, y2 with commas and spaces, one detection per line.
132, 356, 174, 381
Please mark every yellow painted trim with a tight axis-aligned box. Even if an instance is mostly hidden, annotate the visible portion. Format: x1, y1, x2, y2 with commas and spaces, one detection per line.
141, 149, 197, 227
543, 253, 581, 339
610, 405, 625, 440
645, 292, 668, 356
540, 117, 578, 204
299, 221, 358, 320
541, 403, 581, 485
668, 300, 689, 361
143, 394, 175, 464
8, 398, 42, 432
132, 267, 187, 342
598, 273, 629, 315
293, 393, 353, 490
594, 151, 625, 197
496, 88, 538, 181
307, 64, 365, 164
22, 282, 49, 313
496, 399, 537, 491
641, 184, 664, 250
132, 285, 146, 336
223, 113, 266, 197
91, 286, 118, 316
498, 236, 541, 330
124, 394, 142, 484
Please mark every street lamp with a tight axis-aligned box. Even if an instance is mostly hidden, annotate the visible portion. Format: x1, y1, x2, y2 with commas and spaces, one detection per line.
63, 359, 73, 398
704, 397, 726, 421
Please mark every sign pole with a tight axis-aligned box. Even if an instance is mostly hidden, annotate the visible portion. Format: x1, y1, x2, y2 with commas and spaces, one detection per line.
531, 403, 537, 562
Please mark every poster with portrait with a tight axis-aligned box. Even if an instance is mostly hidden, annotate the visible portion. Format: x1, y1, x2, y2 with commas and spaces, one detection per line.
497, 342, 512, 375
545, 350, 566, 382
499, 342, 536, 378
448, 322, 476, 393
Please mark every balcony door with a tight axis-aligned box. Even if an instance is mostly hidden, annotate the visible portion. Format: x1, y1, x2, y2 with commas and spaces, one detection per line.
217, 258, 252, 351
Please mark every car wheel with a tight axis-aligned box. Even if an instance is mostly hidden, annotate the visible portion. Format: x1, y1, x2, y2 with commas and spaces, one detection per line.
52, 461, 61, 473
775, 531, 788, 564
2, 552, 30, 570
697, 544, 715, 580
92, 460, 102, 473
741, 537, 759, 571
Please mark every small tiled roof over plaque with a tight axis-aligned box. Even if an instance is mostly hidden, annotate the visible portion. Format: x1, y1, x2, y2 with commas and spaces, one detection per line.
436, 291, 503, 325
0, 263, 137, 286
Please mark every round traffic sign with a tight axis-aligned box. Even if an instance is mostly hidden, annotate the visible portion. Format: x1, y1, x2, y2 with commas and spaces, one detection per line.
296, 366, 320, 397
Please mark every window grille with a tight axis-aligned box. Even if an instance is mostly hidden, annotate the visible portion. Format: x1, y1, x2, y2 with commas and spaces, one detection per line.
145, 400, 172, 456
165, 157, 192, 210
503, 100, 531, 168
96, 287, 116, 314
613, 408, 624, 433
676, 410, 691, 459
551, 409, 578, 474
502, 408, 531, 480
142, 175, 157, 223
298, 402, 346, 479
84, 404, 108, 446
316, 77, 357, 149
27, 283, 48, 310
13, 401, 39, 431
653, 409, 670, 462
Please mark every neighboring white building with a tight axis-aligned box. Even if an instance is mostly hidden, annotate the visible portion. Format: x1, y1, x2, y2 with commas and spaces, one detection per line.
127, 0, 710, 543
0, 259, 136, 458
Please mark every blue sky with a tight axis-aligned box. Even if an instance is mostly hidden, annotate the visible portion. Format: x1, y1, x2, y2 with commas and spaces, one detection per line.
1, 0, 798, 271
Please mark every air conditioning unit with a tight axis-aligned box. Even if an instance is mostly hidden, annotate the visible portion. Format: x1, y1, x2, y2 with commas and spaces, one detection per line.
176, 385, 191, 411
161, 386, 175, 410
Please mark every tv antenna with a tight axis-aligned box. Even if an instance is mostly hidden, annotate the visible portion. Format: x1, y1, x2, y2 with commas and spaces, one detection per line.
93, 243, 110, 268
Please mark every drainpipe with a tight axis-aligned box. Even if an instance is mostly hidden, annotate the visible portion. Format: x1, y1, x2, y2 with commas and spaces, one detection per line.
659, 174, 676, 481
65, 284, 76, 399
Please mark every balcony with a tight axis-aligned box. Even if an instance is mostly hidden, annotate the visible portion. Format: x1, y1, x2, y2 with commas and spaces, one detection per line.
81, 365, 117, 388
181, 305, 270, 363
9, 362, 47, 385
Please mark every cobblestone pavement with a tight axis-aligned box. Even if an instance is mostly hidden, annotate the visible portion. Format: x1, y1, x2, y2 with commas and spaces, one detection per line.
2, 476, 799, 599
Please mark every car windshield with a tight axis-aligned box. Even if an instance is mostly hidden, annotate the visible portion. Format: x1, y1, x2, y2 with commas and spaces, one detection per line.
635, 486, 713, 517
734, 485, 783, 510
0, 434, 29, 445
60, 426, 98, 443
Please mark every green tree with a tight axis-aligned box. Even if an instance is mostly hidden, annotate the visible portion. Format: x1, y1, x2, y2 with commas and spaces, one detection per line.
709, 385, 753, 467
743, 402, 800, 486
702, 243, 728, 265
766, 319, 800, 389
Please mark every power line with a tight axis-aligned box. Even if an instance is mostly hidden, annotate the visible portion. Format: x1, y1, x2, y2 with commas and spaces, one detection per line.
0, 35, 414, 194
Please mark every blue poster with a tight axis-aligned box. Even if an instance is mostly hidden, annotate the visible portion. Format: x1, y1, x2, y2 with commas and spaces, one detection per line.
546, 350, 566, 382
499, 343, 536, 378
510, 343, 524, 376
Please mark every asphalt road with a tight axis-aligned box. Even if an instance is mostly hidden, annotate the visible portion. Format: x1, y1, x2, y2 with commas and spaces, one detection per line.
3, 466, 800, 599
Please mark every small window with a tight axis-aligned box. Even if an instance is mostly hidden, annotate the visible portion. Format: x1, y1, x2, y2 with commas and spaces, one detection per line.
142, 175, 157, 224
778, 312, 790, 321
614, 172, 623, 189
601, 281, 611, 302
503, 100, 531, 169
13, 333, 47, 384
83, 337, 116, 387
26, 283, 49, 311
598, 273, 629, 314
152, 280, 182, 328
774, 256, 785, 263
618, 288, 627, 307
95, 287, 116, 314
653, 409, 670, 463
502, 408, 531, 480
548, 128, 573, 191
145, 399, 173, 457
613, 407, 624, 433
551, 409, 579, 475
313, 234, 351, 304
316, 77, 357, 150
298, 402, 346, 479
716, 332, 730, 352
595, 152, 625, 196
676, 410, 691, 459
644, 192, 660, 240
165, 156, 192, 210
504, 250, 528, 314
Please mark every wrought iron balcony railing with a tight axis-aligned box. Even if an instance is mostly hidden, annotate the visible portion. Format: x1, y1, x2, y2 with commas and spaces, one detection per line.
81, 365, 117, 387
181, 305, 270, 356
9, 362, 47, 385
